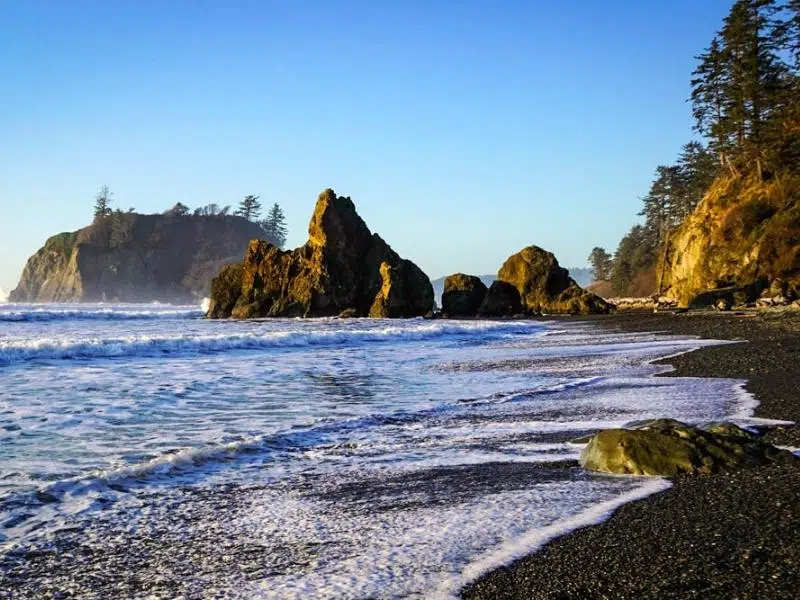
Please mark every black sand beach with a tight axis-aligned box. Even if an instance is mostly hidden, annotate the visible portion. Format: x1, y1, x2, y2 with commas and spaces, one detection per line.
3, 311, 799, 599
463, 310, 800, 600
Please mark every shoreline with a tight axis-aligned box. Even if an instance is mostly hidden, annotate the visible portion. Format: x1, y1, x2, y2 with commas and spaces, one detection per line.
462, 310, 800, 600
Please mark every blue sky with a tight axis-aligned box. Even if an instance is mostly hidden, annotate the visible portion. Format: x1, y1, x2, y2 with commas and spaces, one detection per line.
0, 0, 732, 294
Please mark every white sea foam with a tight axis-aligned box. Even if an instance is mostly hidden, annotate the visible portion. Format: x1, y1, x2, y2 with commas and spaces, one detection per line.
0, 314, 782, 597
0, 287, 8, 303
0, 307, 201, 322
436, 478, 673, 598
0, 319, 537, 365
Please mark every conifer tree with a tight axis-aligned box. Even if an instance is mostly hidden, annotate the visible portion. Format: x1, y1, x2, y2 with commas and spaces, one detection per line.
587, 247, 614, 282
261, 203, 288, 249
235, 195, 262, 221
786, 0, 800, 71
93, 185, 113, 221
691, 38, 731, 167
675, 141, 718, 218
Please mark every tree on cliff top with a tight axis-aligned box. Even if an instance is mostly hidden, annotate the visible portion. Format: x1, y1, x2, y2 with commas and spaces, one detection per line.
588, 247, 613, 282
93, 185, 113, 221
235, 195, 262, 221
260, 203, 288, 249
166, 202, 189, 216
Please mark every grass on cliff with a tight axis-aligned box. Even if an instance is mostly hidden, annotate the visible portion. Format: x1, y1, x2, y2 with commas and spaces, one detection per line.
706, 171, 800, 284
43, 231, 79, 260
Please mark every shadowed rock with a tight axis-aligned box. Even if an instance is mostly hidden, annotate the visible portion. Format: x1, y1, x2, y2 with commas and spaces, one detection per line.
477, 281, 523, 317
441, 274, 488, 317
207, 189, 434, 319
580, 419, 797, 476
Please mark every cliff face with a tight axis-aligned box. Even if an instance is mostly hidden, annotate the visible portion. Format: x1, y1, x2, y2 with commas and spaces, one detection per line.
662, 175, 800, 305
10, 213, 267, 303
207, 189, 434, 319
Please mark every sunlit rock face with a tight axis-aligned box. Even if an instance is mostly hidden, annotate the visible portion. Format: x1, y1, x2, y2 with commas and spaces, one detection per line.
207, 189, 434, 319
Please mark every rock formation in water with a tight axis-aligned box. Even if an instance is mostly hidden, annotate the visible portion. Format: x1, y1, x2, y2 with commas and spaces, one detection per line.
477, 281, 523, 317
480, 246, 611, 315
11, 213, 267, 303
207, 189, 434, 319
661, 174, 800, 307
579, 419, 798, 477
441, 274, 488, 317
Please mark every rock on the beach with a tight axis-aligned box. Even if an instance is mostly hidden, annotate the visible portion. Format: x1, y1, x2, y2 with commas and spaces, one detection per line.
579, 419, 797, 477
207, 189, 434, 319
477, 280, 523, 317
495, 246, 611, 315
714, 297, 731, 311
441, 273, 488, 317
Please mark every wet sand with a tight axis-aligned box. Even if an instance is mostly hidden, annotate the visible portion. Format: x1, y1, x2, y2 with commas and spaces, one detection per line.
462, 310, 800, 600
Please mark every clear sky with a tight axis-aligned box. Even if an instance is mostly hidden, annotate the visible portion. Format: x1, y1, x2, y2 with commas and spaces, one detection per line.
0, 0, 733, 294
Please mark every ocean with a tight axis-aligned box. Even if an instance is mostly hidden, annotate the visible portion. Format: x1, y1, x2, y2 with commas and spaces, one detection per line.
0, 303, 768, 598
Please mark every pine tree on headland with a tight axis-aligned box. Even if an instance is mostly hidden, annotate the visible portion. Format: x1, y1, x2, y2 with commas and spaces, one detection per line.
691, 37, 731, 168
260, 203, 288, 249
93, 185, 113, 221
587, 247, 614, 282
786, 0, 800, 71
675, 141, 718, 218
235, 195, 262, 222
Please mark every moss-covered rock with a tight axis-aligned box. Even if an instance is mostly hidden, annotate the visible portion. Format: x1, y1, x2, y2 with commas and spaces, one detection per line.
579, 420, 797, 476
441, 273, 488, 317
208, 189, 434, 319
495, 246, 612, 315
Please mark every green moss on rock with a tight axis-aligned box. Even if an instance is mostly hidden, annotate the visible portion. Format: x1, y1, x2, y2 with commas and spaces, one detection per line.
579, 420, 797, 477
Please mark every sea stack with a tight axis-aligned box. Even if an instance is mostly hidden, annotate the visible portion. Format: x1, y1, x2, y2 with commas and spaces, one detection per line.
207, 189, 434, 319
480, 245, 611, 315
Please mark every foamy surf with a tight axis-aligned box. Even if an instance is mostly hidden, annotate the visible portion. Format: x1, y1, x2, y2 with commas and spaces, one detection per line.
0, 319, 539, 365
0, 307, 202, 322
0, 315, 776, 598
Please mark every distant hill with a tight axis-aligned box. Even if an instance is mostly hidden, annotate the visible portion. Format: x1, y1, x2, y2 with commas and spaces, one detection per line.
11, 212, 270, 303
431, 267, 593, 305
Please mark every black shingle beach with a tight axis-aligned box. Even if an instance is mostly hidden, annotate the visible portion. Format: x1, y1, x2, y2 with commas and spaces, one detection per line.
463, 310, 800, 600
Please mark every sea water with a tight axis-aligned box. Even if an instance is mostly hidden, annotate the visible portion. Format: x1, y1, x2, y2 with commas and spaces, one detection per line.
0, 303, 769, 598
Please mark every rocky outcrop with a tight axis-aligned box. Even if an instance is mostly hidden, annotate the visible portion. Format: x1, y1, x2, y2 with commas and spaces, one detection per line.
10, 214, 267, 303
441, 274, 488, 317
662, 175, 800, 306
579, 419, 797, 477
207, 189, 434, 319
477, 281, 523, 317
494, 246, 611, 315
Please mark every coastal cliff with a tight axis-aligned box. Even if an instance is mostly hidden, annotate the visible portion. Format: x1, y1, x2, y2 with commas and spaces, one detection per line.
661, 174, 800, 306
10, 213, 267, 303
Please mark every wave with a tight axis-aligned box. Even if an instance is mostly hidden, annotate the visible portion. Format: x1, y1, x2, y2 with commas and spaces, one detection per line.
0, 320, 540, 366
0, 307, 203, 322
0, 370, 595, 515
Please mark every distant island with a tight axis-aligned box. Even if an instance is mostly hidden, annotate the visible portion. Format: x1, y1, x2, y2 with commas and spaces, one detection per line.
10, 192, 289, 304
